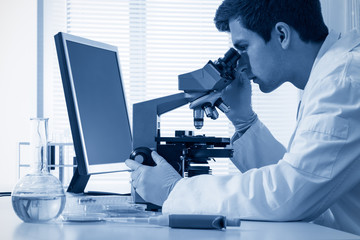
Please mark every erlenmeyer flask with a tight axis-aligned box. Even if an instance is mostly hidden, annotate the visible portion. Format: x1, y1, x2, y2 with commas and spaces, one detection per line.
12, 118, 66, 223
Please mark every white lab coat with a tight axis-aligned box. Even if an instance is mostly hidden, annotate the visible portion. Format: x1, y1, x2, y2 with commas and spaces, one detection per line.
162, 30, 360, 235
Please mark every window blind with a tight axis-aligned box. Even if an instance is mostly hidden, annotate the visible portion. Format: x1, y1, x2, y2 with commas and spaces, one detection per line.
44, 0, 299, 187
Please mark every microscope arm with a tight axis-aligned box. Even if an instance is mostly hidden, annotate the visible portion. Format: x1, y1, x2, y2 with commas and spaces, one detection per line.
133, 48, 240, 150
133, 93, 191, 150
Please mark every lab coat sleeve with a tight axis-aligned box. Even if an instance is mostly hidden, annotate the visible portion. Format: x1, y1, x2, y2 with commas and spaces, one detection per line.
162, 53, 360, 221
230, 119, 286, 172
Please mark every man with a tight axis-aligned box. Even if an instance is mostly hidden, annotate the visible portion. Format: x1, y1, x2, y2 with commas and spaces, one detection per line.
125, 0, 360, 235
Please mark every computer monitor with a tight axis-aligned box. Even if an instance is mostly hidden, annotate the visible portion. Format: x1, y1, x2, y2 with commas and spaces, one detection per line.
54, 32, 132, 193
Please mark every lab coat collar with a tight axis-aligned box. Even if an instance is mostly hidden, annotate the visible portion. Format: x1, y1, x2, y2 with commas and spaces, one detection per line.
298, 30, 339, 108
304, 29, 360, 93
296, 29, 360, 123
311, 30, 341, 71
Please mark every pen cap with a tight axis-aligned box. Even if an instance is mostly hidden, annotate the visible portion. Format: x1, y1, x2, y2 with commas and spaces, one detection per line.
226, 218, 241, 227
169, 214, 226, 230
148, 215, 169, 226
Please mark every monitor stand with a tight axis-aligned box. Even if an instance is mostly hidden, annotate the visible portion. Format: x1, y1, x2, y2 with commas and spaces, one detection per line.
67, 166, 90, 194
67, 157, 130, 196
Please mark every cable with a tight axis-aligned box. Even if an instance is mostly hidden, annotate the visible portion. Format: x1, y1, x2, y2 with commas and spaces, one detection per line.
0, 192, 11, 197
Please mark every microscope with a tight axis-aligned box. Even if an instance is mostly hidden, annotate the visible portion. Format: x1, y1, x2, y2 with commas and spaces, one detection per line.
131, 48, 240, 208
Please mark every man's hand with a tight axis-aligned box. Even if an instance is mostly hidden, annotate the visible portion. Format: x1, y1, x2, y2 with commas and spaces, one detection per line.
221, 70, 258, 133
125, 151, 182, 206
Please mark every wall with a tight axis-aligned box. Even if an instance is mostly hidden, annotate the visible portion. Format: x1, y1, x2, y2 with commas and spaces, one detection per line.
0, 0, 37, 191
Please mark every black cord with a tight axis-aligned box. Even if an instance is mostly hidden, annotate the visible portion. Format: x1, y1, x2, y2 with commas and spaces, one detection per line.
85, 191, 131, 196
0, 192, 11, 197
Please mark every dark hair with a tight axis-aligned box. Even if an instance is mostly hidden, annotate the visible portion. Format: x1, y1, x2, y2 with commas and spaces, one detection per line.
214, 0, 328, 43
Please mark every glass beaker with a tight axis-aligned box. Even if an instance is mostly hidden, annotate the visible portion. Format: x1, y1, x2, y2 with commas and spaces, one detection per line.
12, 118, 66, 223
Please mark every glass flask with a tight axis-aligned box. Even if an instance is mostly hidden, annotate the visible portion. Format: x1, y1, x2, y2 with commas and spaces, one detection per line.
12, 118, 66, 223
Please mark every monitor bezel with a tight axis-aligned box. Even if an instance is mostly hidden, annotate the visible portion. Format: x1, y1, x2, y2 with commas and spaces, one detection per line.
55, 32, 132, 175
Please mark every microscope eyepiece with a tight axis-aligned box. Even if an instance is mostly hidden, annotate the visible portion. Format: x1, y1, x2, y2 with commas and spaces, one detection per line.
213, 48, 241, 80
221, 48, 240, 68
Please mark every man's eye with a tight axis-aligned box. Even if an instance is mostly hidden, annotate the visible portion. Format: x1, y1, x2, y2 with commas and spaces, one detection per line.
238, 46, 247, 52
234, 44, 247, 54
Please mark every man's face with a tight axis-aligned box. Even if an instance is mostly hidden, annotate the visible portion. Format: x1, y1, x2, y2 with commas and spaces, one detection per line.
229, 18, 286, 93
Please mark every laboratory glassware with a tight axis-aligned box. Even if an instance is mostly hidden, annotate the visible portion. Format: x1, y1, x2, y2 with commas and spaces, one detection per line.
12, 118, 66, 223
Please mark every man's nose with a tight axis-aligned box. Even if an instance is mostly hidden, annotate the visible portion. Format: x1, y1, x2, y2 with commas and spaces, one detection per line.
237, 54, 254, 78
237, 52, 250, 71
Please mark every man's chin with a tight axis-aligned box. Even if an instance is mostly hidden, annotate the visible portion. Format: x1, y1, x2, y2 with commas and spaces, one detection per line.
257, 83, 273, 93
255, 79, 279, 93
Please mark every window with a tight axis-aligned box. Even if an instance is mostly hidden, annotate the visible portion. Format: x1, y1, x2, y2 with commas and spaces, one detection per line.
42, 0, 299, 189
321, 0, 360, 33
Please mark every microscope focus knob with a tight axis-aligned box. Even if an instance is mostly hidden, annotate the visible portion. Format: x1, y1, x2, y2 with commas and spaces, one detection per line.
129, 147, 156, 166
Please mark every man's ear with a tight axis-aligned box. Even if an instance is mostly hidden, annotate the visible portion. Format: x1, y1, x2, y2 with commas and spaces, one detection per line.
274, 22, 291, 49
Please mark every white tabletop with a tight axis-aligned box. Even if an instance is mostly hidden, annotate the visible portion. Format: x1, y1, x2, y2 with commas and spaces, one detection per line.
1, 197, 359, 240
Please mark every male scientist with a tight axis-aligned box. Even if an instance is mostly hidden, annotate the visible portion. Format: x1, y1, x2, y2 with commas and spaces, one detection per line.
125, 0, 360, 235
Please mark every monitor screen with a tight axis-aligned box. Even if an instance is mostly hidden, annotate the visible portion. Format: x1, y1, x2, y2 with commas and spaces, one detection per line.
55, 32, 132, 175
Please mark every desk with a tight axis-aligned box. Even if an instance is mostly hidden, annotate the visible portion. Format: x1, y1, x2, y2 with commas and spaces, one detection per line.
1, 197, 359, 240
